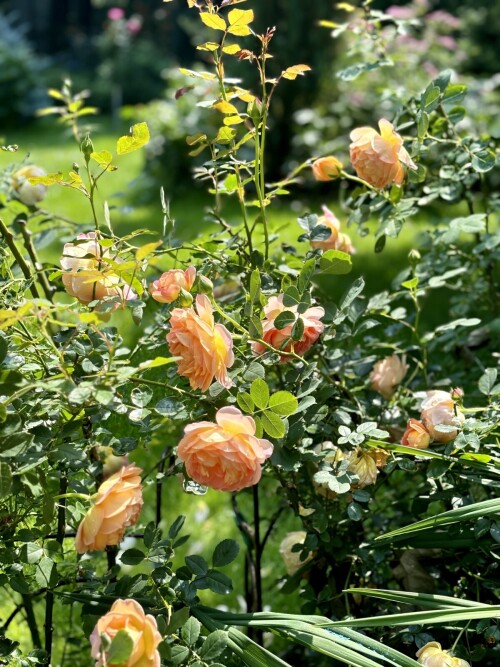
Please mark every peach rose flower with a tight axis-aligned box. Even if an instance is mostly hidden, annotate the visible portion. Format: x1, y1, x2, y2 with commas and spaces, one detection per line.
416, 641, 470, 667
90, 599, 162, 667
166, 294, 234, 392
370, 354, 408, 399
279, 531, 314, 575
420, 390, 465, 443
12, 166, 47, 206
251, 295, 324, 360
349, 119, 416, 189
150, 266, 196, 304
177, 406, 273, 492
347, 449, 379, 488
75, 464, 143, 553
311, 205, 354, 253
311, 156, 343, 181
61, 232, 137, 306
402, 418, 431, 449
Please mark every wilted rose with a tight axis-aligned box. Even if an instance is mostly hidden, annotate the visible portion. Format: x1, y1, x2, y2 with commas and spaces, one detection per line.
349, 119, 416, 189
150, 266, 196, 304
177, 407, 273, 492
311, 156, 343, 181
75, 464, 143, 553
279, 531, 314, 575
370, 354, 408, 399
166, 294, 234, 392
90, 599, 161, 667
416, 641, 470, 667
347, 449, 379, 488
311, 206, 355, 254
402, 418, 431, 449
420, 390, 465, 443
251, 295, 324, 360
61, 232, 137, 306
12, 166, 47, 206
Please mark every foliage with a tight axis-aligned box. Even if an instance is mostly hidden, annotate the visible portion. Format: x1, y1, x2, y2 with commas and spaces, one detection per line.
0, 1, 499, 667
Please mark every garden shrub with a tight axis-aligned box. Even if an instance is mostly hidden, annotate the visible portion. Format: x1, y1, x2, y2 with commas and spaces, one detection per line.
0, 2, 499, 667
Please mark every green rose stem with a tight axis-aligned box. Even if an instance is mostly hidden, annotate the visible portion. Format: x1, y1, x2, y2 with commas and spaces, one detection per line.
45, 475, 67, 665
16, 216, 55, 301
0, 217, 40, 299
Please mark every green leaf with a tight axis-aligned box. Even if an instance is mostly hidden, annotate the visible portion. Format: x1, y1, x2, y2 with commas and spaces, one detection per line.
375, 498, 500, 544
182, 616, 201, 646
268, 392, 298, 417
250, 379, 269, 410
471, 150, 496, 173
237, 392, 255, 413
186, 554, 208, 576
227, 8, 254, 36
249, 269, 261, 303
326, 605, 500, 628
120, 549, 145, 566
479, 368, 498, 395
261, 410, 286, 438
421, 83, 441, 112
107, 630, 134, 665
417, 111, 428, 139
166, 607, 190, 634
318, 249, 352, 275
196, 569, 233, 594
35, 556, 57, 588
442, 83, 467, 106
274, 311, 296, 330
116, 122, 150, 155
298, 258, 316, 294
291, 317, 304, 341
340, 277, 364, 310
0, 462, 12, 498
213, 539, 240, 567
199, 630, 228, 660
401, 277, 418, 290
22, 542, 43, 564
345, 588, 491, 610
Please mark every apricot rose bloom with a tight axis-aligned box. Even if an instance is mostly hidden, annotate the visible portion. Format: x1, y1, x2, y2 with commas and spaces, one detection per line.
75, 464, 143, 553
150, 266, 196, 304
311, 206, 355, 254
12, 166, 47, 206
166, 294, 234, 392
416, 641, 470, 667
420, 390, 465, 443
61, 232, 137, 306
311, 156, 343, 181
90, 599, 161, 667
177, 406, 273, 492
279, 531, 314, 575
370, 354, 408, 399
402, 418, 431, 449
251, 295, 325, 359
349, 119, 416, 189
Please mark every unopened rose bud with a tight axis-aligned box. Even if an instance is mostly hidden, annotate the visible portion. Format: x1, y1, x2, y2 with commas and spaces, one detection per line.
311, 156, 343, 182
408, 249, 421, 266
198, 274, 214, 294
451, 387, 464, 400
80, 135, 94, 163
178, 288, 194, 307
247, 97, 263, 122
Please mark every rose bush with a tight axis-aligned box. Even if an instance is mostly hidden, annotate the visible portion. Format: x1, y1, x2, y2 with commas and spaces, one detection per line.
0, 2, 498, 667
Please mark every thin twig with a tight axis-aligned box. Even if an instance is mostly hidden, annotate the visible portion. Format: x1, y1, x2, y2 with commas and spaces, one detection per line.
0, 217, 40, 298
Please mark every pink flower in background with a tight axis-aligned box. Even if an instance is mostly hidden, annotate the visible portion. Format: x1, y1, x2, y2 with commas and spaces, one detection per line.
150, 266, 196, 304
350, 119, 417, 189
369, 354, 408, 399
107, 7, 125, 21
426, 10, 461, 29
386, 5, 415, 20
127, 15, 143, 34
251, 295, 324, 359
90, 599, 161, 667
166, 294, 234, 391
177, 407, 273, 492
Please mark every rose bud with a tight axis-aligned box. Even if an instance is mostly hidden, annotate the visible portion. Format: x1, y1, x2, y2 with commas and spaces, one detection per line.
401, 418, 431, 449
149, 266, 196, 304
420, 390, 465, 443
312, 156, 343, 181
369, 354, 408, 399
12, 166, 47, 206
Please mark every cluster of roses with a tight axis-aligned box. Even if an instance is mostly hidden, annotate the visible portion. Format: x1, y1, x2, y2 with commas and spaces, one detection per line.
12, 120, 469, 667
370, 353, 465, 448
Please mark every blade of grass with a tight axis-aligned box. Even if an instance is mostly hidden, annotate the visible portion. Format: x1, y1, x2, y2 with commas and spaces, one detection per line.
374, 498, 500, 544
343, 589, 491, 610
